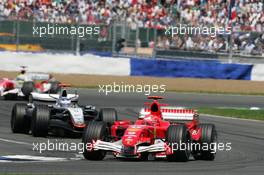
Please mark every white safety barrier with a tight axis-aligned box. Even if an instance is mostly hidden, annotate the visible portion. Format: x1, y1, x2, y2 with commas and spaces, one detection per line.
0, 52, 130, 76
251, 64, 264, 81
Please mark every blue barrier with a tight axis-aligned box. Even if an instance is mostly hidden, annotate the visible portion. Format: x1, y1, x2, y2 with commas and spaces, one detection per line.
130, 58, 253, 80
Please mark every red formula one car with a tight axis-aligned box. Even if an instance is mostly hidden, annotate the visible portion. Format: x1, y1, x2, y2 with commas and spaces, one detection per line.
82, 96, 217, 161
0, 73, 60, 100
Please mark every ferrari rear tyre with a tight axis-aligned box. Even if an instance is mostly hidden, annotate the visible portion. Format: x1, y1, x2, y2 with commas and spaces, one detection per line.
193, 124, 217, 161
98, 108, 118, 126
31, 105, 50, 137
11, 103, 30, 133
21, 81, 35, 98
49, 81, 61, 94
82, 122, 107, 160
166, 125, 190, 162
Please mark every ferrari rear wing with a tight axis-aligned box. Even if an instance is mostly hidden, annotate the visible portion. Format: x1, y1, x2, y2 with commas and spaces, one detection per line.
139, 107, 196, 121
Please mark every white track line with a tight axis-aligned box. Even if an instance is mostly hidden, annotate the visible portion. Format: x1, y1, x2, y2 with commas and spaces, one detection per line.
1, 155, 67, 161
0, 138, 83, 162
0, 138, 31, 145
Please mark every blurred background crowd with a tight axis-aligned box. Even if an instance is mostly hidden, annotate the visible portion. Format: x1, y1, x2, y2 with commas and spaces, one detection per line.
0, 0, 263, 54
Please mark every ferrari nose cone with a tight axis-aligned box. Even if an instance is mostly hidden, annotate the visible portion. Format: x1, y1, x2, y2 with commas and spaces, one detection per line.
121, 146, 135, 156
122, 125, 145, 147
122, 135, 137, 146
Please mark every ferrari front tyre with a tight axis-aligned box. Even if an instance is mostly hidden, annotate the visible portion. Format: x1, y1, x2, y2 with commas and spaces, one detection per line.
31, 105, 50, 137
166, 125, 191, 162
193, 124, 217, 161
11, 103, 30, 133
21, 81, 35, 98
82, 122, 107, 160
98, 108, 118, 126
49, 81, 61, 94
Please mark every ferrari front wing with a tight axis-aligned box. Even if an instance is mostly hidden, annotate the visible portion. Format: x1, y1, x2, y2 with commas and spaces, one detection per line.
90, 139, 169, 156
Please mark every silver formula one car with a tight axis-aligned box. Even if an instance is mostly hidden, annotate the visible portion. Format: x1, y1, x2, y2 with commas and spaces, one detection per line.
11, 89, 117, 137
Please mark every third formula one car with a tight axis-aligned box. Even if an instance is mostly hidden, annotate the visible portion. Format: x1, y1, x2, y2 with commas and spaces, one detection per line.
0, 72, 61, 100
82, 96, 217, 161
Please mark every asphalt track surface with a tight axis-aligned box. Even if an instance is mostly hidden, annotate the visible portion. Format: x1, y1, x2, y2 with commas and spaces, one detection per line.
0, 89, 264, 175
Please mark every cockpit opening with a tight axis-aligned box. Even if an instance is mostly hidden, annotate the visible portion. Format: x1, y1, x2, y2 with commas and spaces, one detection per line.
150, 102, 159, 112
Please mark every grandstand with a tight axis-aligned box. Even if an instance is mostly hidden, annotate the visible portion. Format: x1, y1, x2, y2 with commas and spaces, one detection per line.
0, 0, 263, 58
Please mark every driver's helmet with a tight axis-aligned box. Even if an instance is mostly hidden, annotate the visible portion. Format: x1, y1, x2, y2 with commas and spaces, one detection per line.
16, 73, 26, 81
58, 97, 71, 107
142, 102, 161, 125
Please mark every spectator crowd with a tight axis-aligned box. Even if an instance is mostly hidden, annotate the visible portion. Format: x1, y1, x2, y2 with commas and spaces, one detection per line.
0, 0, 263, 55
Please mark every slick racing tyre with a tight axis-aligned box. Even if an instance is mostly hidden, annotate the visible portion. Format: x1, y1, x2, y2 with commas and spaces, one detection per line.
82, 122, 107, 160
166, 125, 191, 162
11, 103, 30, 133
193, 124, 217, 161
21, 81, 35, 98
31, 105, 50, 137
49, 81, 61, 94
98, 108, 118, 126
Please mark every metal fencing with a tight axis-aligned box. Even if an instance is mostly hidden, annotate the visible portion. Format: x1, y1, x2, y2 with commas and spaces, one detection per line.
0, 19, 263, 60
0, 19, 112, 54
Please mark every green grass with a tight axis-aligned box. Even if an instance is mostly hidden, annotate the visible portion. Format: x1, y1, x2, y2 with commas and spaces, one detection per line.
169, 89, 264, 96
198, 107, 264, 121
